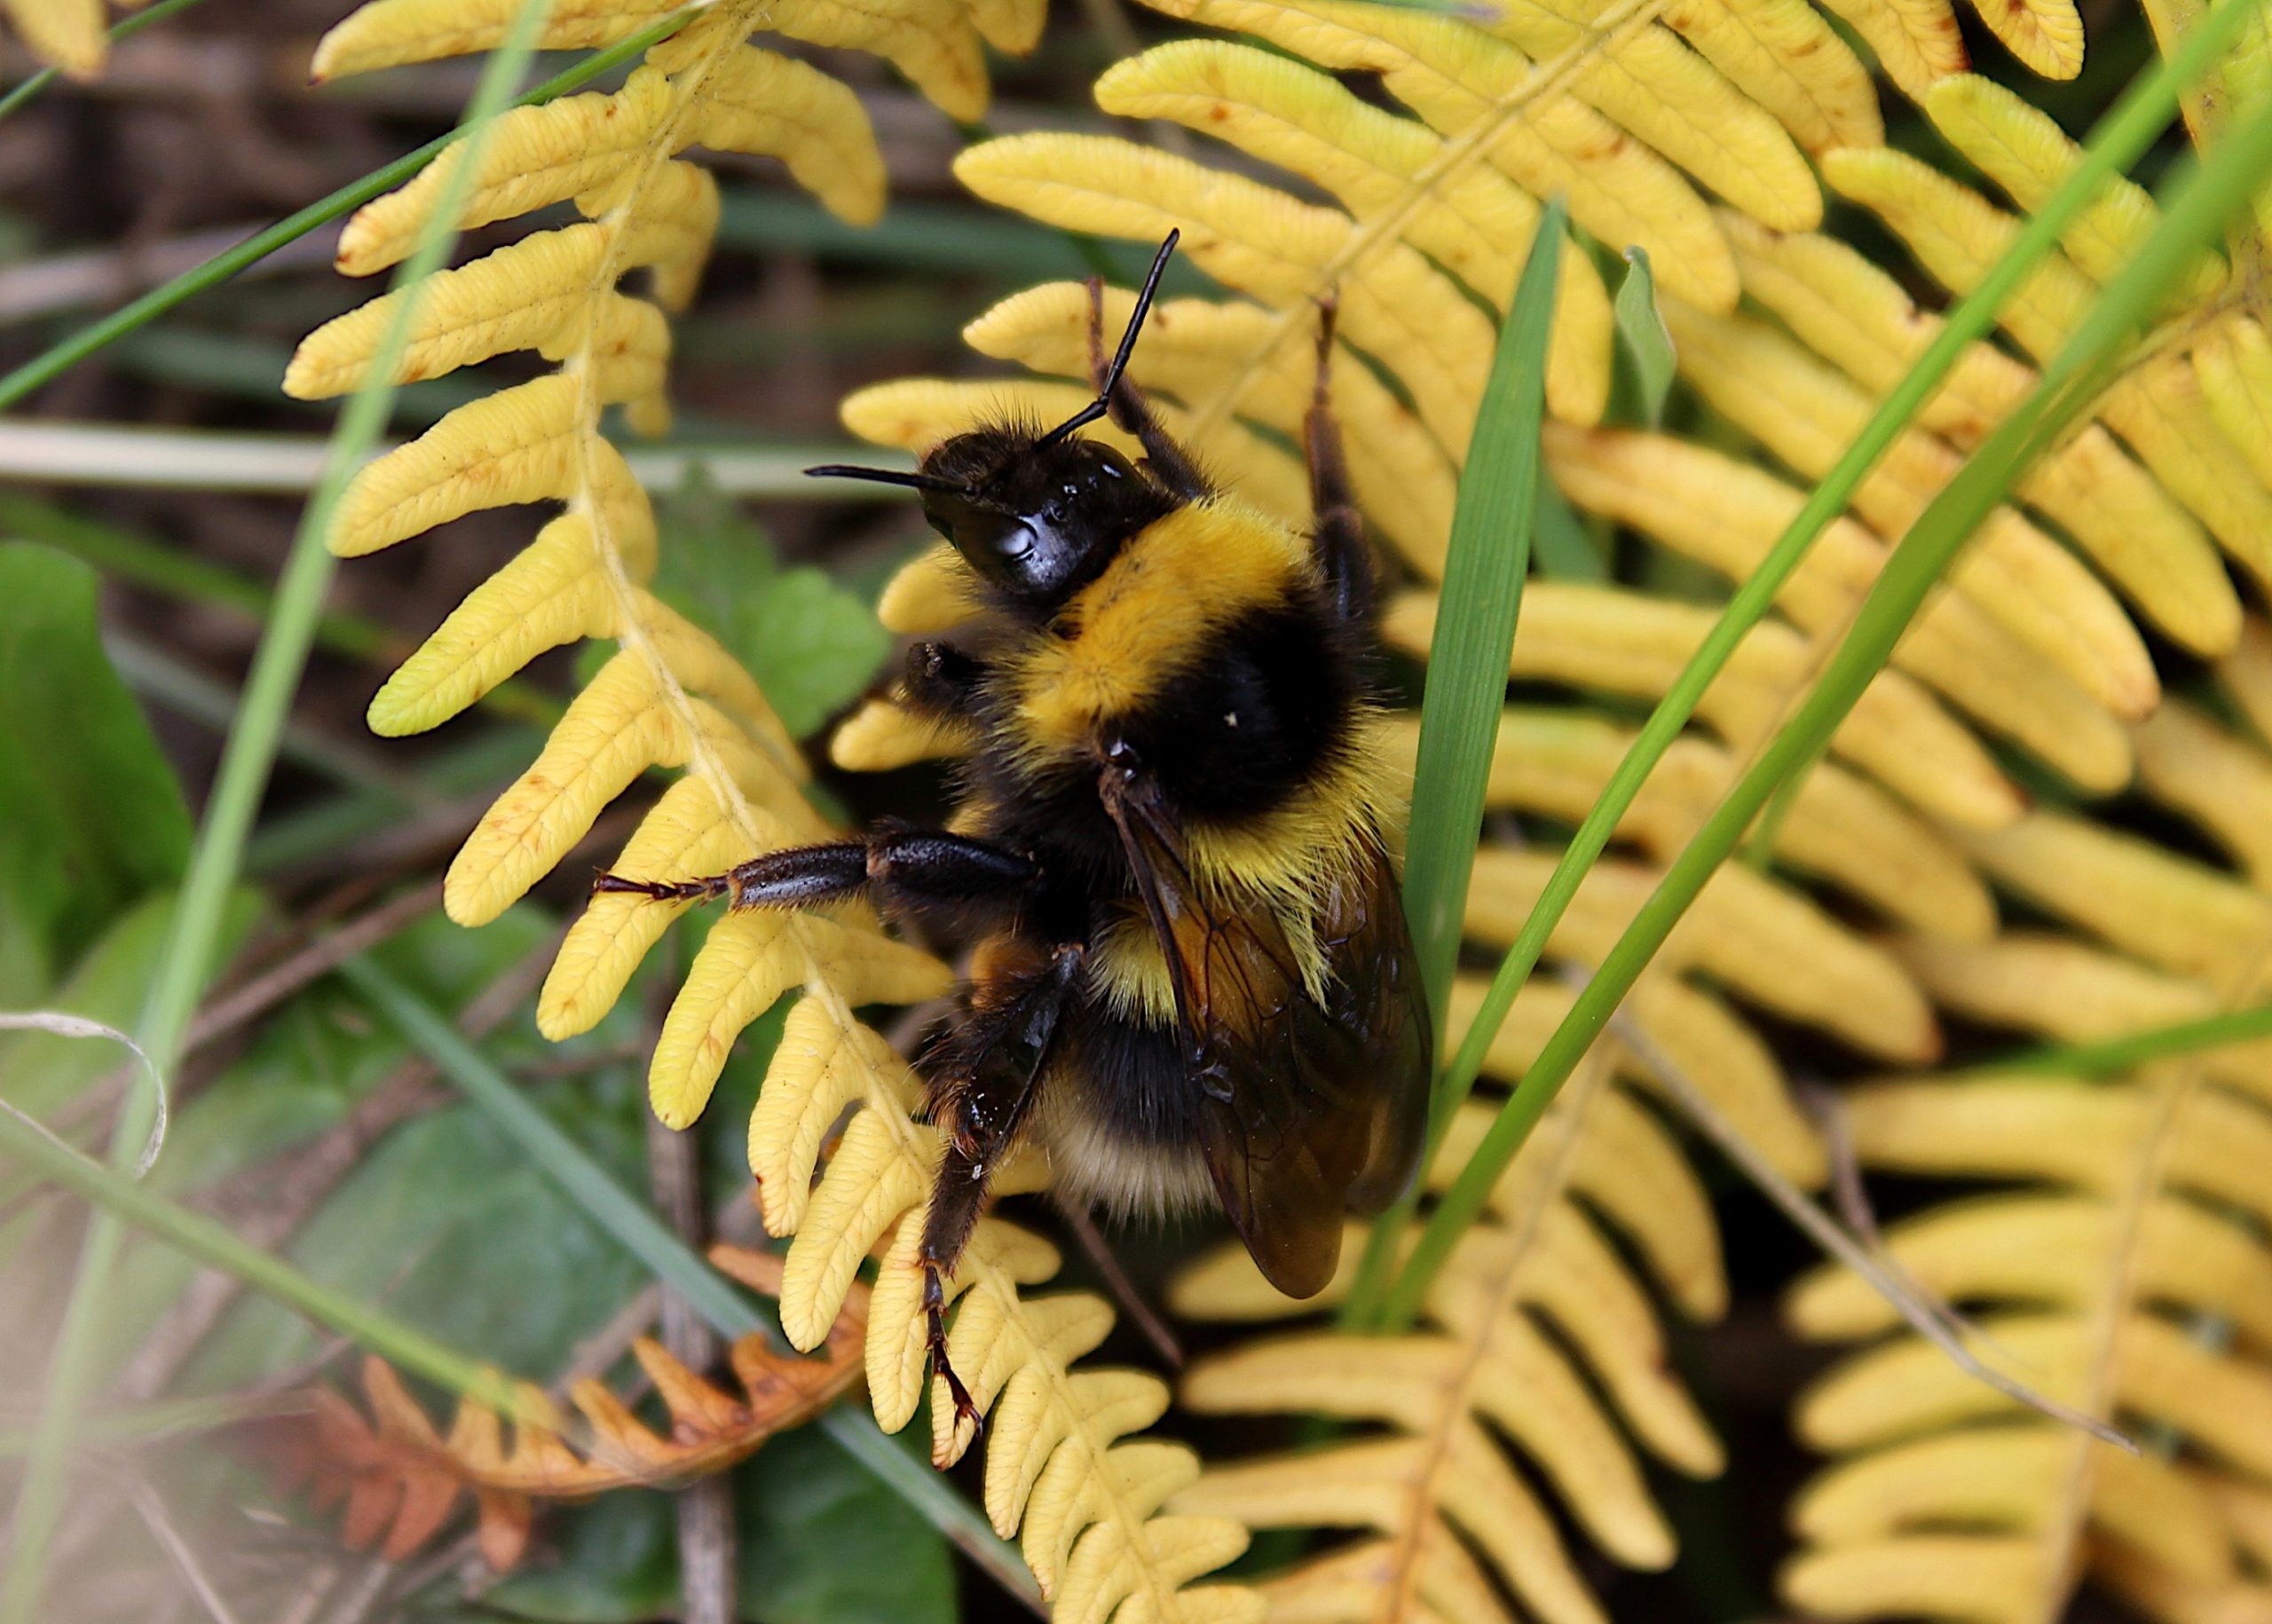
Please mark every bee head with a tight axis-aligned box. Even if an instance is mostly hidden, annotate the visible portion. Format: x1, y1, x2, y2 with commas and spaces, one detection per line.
807, 231, 1181, 617
910, 428, 1159, 610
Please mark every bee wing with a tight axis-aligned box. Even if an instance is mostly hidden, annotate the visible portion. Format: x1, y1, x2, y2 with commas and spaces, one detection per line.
1104, 771, 1432, 1299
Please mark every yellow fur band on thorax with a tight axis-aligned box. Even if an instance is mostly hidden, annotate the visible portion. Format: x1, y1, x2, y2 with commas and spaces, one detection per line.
1006, 498, 1310, 756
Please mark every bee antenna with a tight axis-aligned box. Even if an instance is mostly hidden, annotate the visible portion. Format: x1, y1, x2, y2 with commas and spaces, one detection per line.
1032, 229, 1179, 452
804, 464, 972, 494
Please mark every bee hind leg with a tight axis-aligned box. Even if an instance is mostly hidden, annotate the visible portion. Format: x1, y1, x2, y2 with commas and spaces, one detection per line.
1304, 293, 1374, 625
1083, 273, 1210, 501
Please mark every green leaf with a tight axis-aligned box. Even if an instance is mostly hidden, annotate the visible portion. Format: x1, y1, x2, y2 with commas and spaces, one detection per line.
469, 1494, 677, 1621
654, 468, 891, 739
0, 544, 192, 997
731, 1424, 957, 1624
170, 914, 650, 1387
1613, 246, 1676, 429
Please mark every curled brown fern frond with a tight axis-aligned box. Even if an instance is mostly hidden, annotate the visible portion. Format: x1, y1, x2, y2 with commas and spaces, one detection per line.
267, 1247, 864, 1573
1785, 665, 2272, 1624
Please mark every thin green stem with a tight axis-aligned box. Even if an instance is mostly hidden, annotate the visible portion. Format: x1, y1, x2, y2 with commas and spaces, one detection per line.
0, 12, 558, 1618
1380, 70, 2272, 1332
1347, 0, 2272, 1332
1983, 1002, 2272, 1077
0, 8, 698, 414
337, 957, 1046, 1615
0, 0, 212, 123
0, 1106, 520, 1412
0, 1393, 275, 1458
1737, 737, 1821, 871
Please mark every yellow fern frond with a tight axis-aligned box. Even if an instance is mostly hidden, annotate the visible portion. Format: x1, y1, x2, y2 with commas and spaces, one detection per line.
1711, 208, 2240, 659
749, 1002, 1262, 1620
1141, 746, 1984, 1617
1383, 583, 2024, 832
1784, 686, 2272, 1623
1154, 834, 1949, 1619
1172, 1041, 1724, 1624
1819, 135, 2272, 607
1814, 0, 1966, 100
1, 0, 120, 75
288, 0, 959, 1095
909, 0, 1893, 601
300, 8, 1263, 1612
1541, 422, 2143, 788
1661, 0, 1883, 152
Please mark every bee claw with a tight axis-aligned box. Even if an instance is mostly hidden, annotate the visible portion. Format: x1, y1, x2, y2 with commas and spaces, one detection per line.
923, 1261, 984, 1447
591, 870, 661, 898
591, 871, 723, 904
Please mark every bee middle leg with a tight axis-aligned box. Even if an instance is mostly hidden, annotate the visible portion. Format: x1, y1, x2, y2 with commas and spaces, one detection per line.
918, 942, 1085, 1439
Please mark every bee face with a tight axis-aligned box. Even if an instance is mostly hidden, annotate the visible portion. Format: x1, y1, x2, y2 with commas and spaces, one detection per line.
917, 432, 1166, 614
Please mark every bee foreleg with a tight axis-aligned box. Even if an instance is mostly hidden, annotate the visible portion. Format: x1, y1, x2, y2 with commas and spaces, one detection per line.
1303, 293, 1373, 625
592, 831, 1038, 922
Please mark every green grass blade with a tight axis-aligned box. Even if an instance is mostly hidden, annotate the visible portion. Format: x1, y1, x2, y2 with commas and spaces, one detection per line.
1399, 197, 1566, 1022
1349, 0, 2272, 1336
0, 12, 560, 1616
1980, 1002, 2272, 1077
0, 8, 698, 414
337, 957, 1045, 1613
1381, 67, 2272, 1332
0, 0, 213, 124
1341, 201, 1563, 1328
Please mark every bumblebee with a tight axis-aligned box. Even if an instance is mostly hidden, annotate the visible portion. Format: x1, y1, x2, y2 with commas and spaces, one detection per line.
598, 233, 1430, 1430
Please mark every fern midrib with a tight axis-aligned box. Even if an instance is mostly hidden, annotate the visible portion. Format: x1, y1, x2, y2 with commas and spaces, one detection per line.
568, 0, 859, 1008
1178, 0, 1669, 452
2028, 923, 2272, 1621
1383, 1042, 1621, 1620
